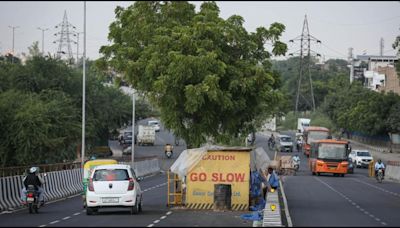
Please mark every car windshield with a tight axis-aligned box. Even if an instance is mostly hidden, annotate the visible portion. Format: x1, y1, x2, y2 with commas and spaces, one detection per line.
280, 137, 292, 142
93, 169, 129, 181
318, 143, 347, 160
357, 151, 371, 157
308, 131, 329, 143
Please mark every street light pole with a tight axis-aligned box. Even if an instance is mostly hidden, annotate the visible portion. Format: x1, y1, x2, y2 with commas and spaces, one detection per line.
37, 27, 49, 54
81, 1, 87, 176
131, 88, 136, 167
8, 25, 19, 63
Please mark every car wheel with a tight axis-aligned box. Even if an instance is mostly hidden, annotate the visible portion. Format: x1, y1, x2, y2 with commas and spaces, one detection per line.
341, 174, 345, 177
139, 199, 143, 212
86, 207, 94, 215
131, 198, 139, 214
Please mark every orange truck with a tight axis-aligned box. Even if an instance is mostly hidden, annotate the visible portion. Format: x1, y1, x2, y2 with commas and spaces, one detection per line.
303, 126, 330, 157
308, 139, 350, 177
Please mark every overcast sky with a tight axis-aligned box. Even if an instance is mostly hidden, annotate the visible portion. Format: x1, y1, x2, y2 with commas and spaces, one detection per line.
1, 1, 399, 61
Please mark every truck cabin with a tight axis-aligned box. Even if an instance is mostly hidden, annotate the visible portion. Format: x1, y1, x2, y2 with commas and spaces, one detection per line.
303, 126, 330, 157
309, 139, 350, 176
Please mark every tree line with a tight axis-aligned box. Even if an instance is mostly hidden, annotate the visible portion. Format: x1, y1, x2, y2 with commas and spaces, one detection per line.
0, 44, 153, 167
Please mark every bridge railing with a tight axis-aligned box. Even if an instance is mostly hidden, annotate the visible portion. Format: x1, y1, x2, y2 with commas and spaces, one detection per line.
0, 162, 82, 177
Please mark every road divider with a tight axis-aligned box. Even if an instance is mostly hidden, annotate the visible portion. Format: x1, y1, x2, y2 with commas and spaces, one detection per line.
386, 163, 400, 182
0, 157, 161, 212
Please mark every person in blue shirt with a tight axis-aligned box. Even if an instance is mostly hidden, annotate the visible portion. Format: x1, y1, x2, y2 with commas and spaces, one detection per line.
267, 167, 279, 190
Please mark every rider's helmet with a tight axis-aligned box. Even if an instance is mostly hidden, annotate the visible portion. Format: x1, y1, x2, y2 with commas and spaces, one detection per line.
378, 159, 382, 164
29, 167, 38, 174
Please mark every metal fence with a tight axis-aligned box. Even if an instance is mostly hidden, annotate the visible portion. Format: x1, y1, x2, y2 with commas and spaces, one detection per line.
0, 162, 82, 177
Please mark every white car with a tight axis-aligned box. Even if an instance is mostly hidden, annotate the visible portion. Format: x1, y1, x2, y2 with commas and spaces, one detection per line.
86, 164, 143, 215
148, 120, 160, 132
348, 150, 373, 168
276, 135, 294, 152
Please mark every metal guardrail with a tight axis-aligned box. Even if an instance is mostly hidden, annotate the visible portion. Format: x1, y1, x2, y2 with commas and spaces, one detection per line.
387, 160, 400, 167
0, 162, 82, 177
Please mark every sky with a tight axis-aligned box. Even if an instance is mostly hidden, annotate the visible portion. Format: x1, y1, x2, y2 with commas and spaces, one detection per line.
0, 1, 399, 61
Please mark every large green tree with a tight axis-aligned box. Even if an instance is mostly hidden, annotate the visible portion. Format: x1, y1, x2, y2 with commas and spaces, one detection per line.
0, 53, 134, 167
99, 1, 287, 147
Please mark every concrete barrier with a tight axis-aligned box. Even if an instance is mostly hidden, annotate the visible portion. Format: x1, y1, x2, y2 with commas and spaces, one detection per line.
120, 158, 161, 178
0, 158, 159, 212
262, 188, 282, 227
386, 165, 400, 182
0, 168, 82, 212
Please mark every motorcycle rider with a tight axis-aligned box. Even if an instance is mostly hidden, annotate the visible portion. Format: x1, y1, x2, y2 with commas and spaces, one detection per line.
374, 159, 385, 179
292, 154, 300, 167
164, 143, 173, 157
268, 134, 275, 148
21, 167, 45, 206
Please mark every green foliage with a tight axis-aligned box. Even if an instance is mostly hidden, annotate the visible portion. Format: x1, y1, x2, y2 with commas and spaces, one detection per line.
321, 80, 400, 136
0, 54, 133, 167
99, 1, 287, 147
273, 57, 349, 111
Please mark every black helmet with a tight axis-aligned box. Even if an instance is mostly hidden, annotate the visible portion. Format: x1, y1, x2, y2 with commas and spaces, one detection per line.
378, 159, 382, 163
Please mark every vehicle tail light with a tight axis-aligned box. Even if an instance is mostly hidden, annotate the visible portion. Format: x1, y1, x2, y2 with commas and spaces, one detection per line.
88, 178, 94, 191
27, 193, 34, 197
127, 178, 134, 191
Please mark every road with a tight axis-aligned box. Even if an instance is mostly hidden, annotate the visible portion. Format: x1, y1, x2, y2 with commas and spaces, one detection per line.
3, 126, 399, 227
0, 119, 252, 227
258, 130, 400, 227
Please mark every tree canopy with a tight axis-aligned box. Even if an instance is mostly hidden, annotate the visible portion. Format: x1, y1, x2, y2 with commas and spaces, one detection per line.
0, 51, 135, 167
99, 1, 287, 147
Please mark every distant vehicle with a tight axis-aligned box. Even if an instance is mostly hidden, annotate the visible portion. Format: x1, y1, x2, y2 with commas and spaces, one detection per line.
86, 164, 143, 215
276, 135, 294, 152
147, 120, 160, 132
309, 139, 351, 177
247, 133, 255, 145
303, 126, 330, 157
297, 118, 311, 133
122, 131, 133, 145
348, 150, 373, 168
137, 125, 156, 146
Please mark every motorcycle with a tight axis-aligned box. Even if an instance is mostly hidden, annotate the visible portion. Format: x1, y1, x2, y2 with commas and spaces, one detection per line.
26, 185, 40, 214
292, 156, 300, 175
268, 139, 275, 150
376, 168, 384, 183
164, 144, 173, 159
296, 140, 302, 152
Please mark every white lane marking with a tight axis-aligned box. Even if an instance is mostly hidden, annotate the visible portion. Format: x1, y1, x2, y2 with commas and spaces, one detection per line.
153, 220, 160, 224
382, 222, 387, 225
143, 182, 168, 192
38, 225, 46, 227
160, 216, 167, 220
73, 212, 80, 216
315, 177, 387, 226
147, 224, 154, 227
62, 216, 71, 220
49, 220, 59, 224
166, 211, 172, 215
352, 178, 400, 199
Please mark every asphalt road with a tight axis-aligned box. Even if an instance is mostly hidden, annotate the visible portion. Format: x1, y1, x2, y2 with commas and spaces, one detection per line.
4, 127, 399, 227
262, 130, 400, 227
0, 120, 251, 227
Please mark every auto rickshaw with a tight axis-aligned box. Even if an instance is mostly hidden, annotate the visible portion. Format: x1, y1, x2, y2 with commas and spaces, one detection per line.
82, 159, 118, 208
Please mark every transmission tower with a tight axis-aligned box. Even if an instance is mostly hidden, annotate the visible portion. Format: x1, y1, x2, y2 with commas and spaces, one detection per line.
289, 15, 321, 114
53, 10, 76, 61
